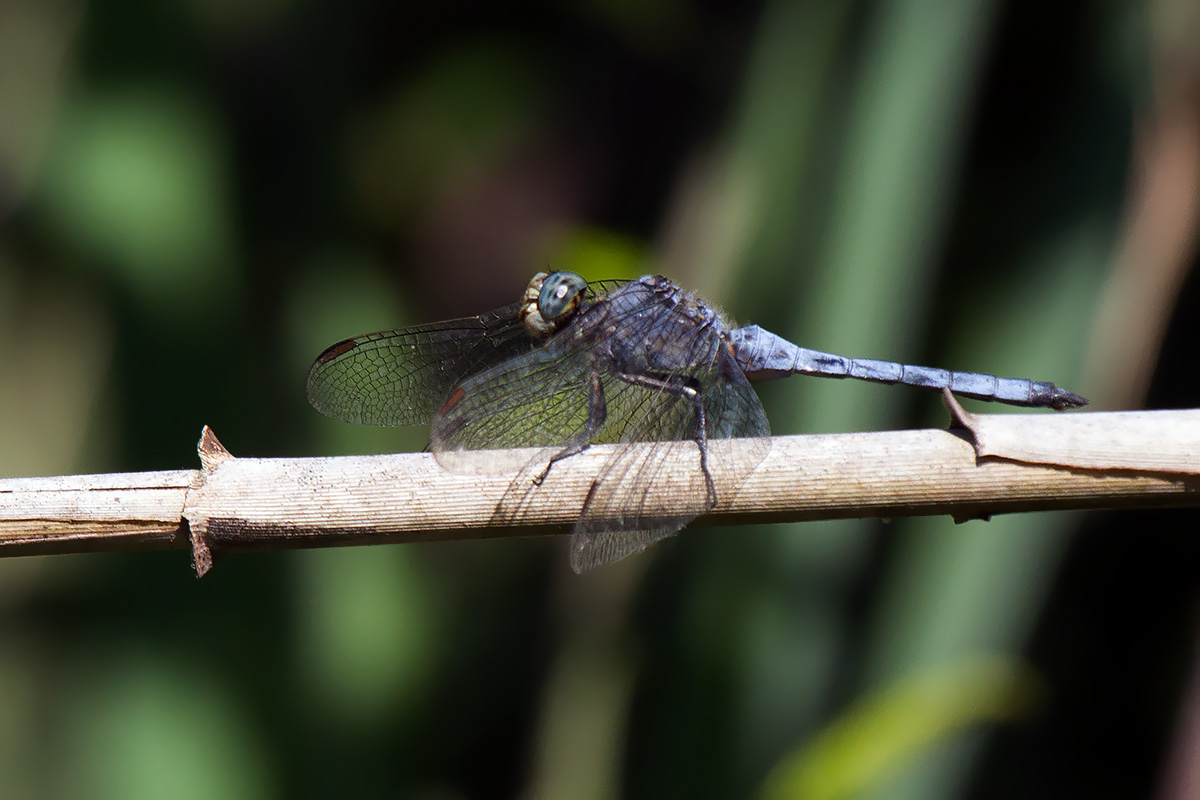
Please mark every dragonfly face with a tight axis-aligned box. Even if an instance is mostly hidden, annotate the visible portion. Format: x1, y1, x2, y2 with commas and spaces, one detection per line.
518, 271, 589, 339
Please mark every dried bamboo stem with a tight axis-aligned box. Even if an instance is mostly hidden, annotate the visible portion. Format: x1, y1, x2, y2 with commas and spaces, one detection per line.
1, 405, 1197, 576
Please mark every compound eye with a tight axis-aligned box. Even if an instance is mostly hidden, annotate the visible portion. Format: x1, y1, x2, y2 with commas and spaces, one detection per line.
538, 271, 588, 322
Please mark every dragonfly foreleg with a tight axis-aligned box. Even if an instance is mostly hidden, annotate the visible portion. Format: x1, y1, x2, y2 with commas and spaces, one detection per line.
534, 369, 608, 485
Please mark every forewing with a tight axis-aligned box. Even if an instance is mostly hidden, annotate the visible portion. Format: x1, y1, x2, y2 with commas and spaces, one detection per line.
569, 348, 772, 572
306, 301, 529, 427
430, 340, 597, 473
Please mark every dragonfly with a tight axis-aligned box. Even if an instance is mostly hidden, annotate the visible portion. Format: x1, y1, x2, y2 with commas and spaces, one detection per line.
307, 271, 1087, 572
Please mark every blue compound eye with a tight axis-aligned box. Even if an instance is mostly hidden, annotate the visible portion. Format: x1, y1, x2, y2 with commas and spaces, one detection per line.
538, 271, 587, 321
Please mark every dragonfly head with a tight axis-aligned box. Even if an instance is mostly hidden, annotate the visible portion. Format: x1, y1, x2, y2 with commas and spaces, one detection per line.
520, 271, 588, 339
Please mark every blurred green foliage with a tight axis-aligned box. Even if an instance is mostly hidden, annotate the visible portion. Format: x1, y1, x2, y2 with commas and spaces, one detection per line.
762, 655, 1041, 800
0, 1, 1188, 799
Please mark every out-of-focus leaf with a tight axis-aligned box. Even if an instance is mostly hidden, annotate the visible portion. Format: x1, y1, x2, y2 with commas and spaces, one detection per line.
294, 546, 441, 728
542, 226, 649, 282
760, 655, 1041, 800
36, 87, 235, 311
58, 655, 273, 800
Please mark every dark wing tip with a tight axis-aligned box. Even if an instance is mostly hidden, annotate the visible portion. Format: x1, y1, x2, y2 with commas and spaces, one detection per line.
307, 340, 357, 416
315, 339, 358, 365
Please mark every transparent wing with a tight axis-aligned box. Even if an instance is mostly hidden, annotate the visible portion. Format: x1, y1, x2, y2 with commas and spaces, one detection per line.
429, 341, 598, 473
306, 301, 530, 427
569, 350, 772, 572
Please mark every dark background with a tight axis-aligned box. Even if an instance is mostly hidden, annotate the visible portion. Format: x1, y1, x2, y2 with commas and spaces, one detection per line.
1, 1, 1197, 798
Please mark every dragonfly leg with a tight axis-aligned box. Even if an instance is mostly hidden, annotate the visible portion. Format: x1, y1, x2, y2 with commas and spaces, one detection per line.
613, 371, 718, 509
534, 370, 608, 485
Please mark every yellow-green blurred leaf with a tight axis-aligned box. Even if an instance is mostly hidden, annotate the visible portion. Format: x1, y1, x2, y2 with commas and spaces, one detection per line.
761, 655, 1042, 800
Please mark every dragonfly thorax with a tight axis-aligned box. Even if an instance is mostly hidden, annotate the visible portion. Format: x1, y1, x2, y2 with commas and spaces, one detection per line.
590, 276, 727, 374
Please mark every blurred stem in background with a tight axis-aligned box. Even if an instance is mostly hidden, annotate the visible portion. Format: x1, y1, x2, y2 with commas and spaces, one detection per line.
597, 0, 1124, 796
533, 2, 857, 796
540, 0, 1104, 794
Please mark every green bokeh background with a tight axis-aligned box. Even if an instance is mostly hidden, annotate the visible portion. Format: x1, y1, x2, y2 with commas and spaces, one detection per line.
1, 1, 1195, 798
